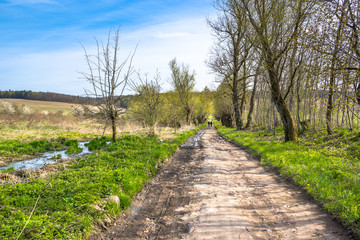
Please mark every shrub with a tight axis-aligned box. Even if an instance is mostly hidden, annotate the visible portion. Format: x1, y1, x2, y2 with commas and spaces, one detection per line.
64, 140, 78, 147
85, 137, 108, 151
65, 146, 82, 154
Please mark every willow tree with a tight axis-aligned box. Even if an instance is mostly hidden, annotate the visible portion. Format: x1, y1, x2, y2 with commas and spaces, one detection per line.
214, 80, 236, 128
80, 28, 136, 142
129, 71, 162, 135
169, 58, 196, 125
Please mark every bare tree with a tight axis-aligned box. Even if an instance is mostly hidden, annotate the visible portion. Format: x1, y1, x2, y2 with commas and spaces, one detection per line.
80, 28, 136, 142
129, 71, 162, 135
207, 0, 254, 130
235, 0, 315, 141
326, 0, 348, 135
210, 0, 360, 134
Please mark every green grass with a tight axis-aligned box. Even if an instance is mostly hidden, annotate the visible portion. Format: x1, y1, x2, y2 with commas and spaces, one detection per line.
0, 139, 65, 159
85, 137, 108, 151
0, 137, 90, 162
216, 124, 360, 237
65, 146, 83, 154
0, 124, 205, 239
0, 135, 101, 163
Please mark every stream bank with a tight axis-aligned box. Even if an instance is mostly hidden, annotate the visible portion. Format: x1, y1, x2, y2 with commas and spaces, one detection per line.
1, 142, 91, 170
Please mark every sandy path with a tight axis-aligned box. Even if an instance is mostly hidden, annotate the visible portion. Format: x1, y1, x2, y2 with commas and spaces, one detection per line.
91, 127, 353, 240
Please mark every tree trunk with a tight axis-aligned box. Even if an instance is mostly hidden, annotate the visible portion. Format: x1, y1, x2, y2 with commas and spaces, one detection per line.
273, 105, 276, 136
238, 61, 248, 129
288, 50, 297, 114
296, 76, 301, 131
233, 78, 242, 131
111, 115, 117, 142
185, 107, 192, 125
273, 95, 298, 141
326, 0, 347, 135
255, 87, 261, 125
245, 66, 259, 129
346, 104, 352, 130
267, 58, 298, 141
326, 72, 336, 134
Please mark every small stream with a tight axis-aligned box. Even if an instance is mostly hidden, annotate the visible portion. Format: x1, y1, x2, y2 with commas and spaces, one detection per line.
1, 142, 91, 170
1, 132, 203, 170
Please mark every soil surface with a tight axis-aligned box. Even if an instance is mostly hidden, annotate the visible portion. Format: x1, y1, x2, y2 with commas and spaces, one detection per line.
91, 127, 354, 240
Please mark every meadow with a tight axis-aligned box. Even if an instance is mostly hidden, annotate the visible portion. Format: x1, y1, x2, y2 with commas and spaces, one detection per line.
0, 99, 205, 239
0, 99, 183, 164
1, 99, 77, 115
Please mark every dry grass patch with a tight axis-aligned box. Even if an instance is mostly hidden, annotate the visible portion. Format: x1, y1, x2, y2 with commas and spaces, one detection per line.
1, 98, 78, 115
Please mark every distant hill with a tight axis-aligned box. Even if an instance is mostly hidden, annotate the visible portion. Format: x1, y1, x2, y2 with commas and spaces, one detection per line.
0, 90, 132, 108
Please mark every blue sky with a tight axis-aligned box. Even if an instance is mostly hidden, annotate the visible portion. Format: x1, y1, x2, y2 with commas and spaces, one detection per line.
0, 0, 216, 95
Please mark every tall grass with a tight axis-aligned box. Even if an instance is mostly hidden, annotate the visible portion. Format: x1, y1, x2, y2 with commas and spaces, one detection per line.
216, 125, 360, 237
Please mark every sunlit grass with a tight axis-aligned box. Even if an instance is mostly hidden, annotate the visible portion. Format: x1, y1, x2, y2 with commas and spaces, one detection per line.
216, 124, 360, 237
0, 124, 206, 239
0, 99, 207, 238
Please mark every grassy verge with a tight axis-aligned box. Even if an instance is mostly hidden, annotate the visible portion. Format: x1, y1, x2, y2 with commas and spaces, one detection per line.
216, 124, 360, 237
0, 124, 205, 239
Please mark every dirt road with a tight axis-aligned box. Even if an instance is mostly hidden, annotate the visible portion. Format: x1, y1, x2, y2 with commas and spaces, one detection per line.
92, 127, 353, 239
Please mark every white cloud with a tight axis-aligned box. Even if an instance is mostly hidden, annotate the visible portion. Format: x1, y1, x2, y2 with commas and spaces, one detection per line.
0, 16, 216, 95
119, 17, 216, 92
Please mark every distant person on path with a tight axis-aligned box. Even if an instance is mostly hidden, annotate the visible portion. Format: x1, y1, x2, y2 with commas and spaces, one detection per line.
208, 120, 213, 127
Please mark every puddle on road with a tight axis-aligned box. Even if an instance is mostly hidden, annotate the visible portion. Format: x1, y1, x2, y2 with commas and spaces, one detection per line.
1, 142, 92, 170
180, 131, 205, 149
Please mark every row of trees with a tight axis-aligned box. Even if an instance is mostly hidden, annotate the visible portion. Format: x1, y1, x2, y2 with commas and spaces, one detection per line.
128, 61, 213, 135
80, 28, 213, 142
208, 0, 360, 141
0, 90, 125, 106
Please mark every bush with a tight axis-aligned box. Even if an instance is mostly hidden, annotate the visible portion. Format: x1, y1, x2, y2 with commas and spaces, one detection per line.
85, 137, 108, 151
65, 146, 82, 154
64, 139, 78, 147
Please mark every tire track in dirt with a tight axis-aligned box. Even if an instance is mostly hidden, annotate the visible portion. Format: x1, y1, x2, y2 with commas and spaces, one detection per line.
91, 127, 354, 240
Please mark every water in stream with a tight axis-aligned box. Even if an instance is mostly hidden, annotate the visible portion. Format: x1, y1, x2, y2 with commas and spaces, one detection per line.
1, 142, 91, 170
